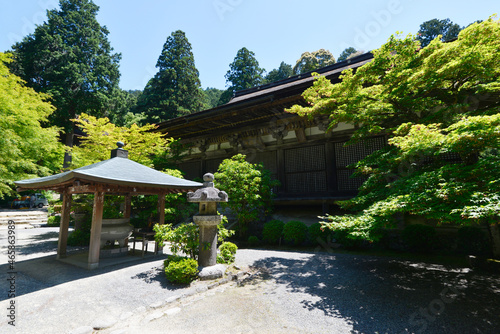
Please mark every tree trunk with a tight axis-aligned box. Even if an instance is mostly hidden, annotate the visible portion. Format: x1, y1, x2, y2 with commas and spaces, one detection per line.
63, 127, 74, 170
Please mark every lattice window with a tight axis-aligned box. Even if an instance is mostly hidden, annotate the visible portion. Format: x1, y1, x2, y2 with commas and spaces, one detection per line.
334, 136, 386, 191
284, 145, 327, 193
254, 151, 278, 174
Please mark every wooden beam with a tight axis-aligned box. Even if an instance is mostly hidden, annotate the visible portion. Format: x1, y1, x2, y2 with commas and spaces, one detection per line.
56, 191, 72, 259
88, 190, 104, 270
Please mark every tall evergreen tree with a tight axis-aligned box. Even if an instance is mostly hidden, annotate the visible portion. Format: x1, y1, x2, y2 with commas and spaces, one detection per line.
416, 18, 462, 47
9, 0, 121, 167
136, 30, 204, 123
264, 61, 293, 84
337, 47, 358, 62
218, 47, 264, 105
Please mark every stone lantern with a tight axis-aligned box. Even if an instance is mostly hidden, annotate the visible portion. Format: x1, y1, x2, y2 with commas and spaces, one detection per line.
187, 173, 228, 268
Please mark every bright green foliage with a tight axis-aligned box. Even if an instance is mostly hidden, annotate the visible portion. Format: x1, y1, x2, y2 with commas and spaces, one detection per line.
215, 154, 279, 238
219, 47, 265, 105
264, 62, 293, 83
217, 241, 238, 264
9, 0, 121, 166
262, 219, 285, 244
0, 53, 64, 198
337, 47, 358, 62
136, 30, 205, 123
283, 220, 308, 246
416, 18, 462, 47
293, 49, 335, 75
290, 17, 500, 244
401, 224, 437, 253
154, 223, 199, 259
154, 217, 233, 260
70, 113, 172, 168
164, 257, 199, 284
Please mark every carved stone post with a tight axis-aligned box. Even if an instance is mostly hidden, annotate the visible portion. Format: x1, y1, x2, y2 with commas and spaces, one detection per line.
187, 173, 228, 268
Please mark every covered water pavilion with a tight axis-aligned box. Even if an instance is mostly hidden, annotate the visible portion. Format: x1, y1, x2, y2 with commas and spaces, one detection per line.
15, 144, 202, 269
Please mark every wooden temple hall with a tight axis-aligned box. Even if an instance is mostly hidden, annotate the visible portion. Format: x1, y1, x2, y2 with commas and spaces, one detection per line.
156, 52, 386, 208
15, 144, 202, 269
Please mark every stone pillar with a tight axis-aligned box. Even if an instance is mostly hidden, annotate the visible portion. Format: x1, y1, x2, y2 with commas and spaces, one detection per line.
187, 173, 228, 269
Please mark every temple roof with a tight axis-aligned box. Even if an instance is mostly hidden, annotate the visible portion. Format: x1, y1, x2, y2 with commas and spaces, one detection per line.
155, 52, 374, 141
15, 156, 202, 194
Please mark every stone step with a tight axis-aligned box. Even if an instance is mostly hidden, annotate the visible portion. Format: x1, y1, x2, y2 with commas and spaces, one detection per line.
0, 210, 48, 225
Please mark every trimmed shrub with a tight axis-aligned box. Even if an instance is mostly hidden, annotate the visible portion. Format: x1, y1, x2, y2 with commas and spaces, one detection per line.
47, 215, 61, 227
457, 226, 490, 256
247, 235, 260, 247
262, 219, 284, 244
401, 224, 437, 252
283, 220, 308, 246
308, 222, 332, 246
164, 257, 199, 284
217, 242, 238, 264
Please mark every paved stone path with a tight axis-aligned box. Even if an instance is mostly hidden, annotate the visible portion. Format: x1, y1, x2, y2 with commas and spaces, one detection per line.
1, 226, 499, 333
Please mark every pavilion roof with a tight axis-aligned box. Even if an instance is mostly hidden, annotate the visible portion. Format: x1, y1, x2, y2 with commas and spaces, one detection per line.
15, 156, 202, 194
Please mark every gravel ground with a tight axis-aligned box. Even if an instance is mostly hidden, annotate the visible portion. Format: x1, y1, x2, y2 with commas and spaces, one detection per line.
1, 226, 500, 333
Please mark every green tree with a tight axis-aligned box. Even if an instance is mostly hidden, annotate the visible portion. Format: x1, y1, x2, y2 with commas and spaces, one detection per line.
136, 30, 205, 124
71, 113, 172, 168
9, 0, 121, 167
416, 18, 462, 47
293, 49, 336, 75
337, 47, 358, 62
264, 61, 293, 83
108, 89, 145, 127
0, 53, 64, 198
288, 18, 500, 254
214, 154, 279, 238
202, 87, 224, 109
219, 47, 265, 105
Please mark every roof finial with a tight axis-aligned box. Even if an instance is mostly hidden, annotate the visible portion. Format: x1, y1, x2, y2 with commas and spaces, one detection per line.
111, 141, 128, 159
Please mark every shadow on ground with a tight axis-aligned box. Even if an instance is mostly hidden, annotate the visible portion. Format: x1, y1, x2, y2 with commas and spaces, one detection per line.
0, 228, 176, 300
249, 252, 500, 334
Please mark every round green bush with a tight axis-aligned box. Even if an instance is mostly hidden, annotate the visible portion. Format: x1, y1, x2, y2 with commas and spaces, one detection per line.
247, 235, 260, 247
283, 220, 308, 246
217, 241, 238, 264
308, 222, 332, 246
401, 224, 437, 252
164, 257, 199, 284
47, 215, 61, 227
262, 219, 284, 244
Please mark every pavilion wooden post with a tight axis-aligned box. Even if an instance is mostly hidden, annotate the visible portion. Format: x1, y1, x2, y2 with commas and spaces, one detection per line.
56, 191, 72, 259
124, 194, 132, 219
123, 194, 132, 247
88, 190, 105, 270
157, 192, 166, 226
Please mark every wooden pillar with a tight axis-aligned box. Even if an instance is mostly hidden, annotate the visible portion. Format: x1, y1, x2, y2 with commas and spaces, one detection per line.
157, 192, 166, 225
88, 190, 104, 270
124, 194, 132, 219
123, 194, 132, 247
56, 191, 72, 259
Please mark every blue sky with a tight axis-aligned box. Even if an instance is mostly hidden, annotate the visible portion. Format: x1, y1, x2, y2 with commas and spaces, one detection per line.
0, 0, 498, 91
